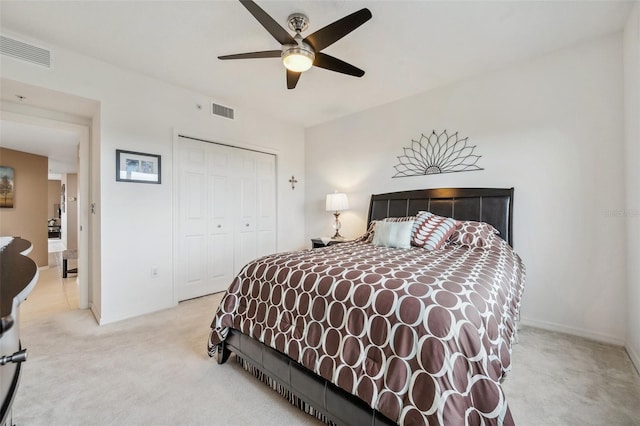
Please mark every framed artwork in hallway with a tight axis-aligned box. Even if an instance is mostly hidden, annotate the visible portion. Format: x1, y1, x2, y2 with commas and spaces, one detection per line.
0, 166, 15, 208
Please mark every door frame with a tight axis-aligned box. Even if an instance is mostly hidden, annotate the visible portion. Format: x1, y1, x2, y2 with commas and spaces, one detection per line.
2, 111, 91, 309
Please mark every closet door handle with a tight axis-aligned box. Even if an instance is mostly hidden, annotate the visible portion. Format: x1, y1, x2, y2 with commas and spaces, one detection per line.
217, 225, 222, 228
245, 223, 250, 227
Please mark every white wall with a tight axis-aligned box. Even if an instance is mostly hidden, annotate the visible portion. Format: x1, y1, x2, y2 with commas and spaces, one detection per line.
305, 34, 627, 344
624, 3, 640, 371
1, 33, 306, 324
65, 173, 78, 250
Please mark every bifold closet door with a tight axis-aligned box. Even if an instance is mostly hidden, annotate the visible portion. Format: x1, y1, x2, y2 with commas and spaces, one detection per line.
207, 143, 235, 294
234, 151, 277, 272
255, 154, 276, 258
176, 139, 234, 301
176, 138, 276, 301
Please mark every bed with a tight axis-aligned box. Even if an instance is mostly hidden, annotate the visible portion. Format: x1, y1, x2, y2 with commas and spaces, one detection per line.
208, 187, 525, 425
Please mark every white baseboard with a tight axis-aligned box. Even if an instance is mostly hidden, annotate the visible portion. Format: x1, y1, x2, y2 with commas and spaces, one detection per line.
625, 343, 640, 375
90, 303, 101, 325
520, 316, 625, 346
38, 265, 50, 271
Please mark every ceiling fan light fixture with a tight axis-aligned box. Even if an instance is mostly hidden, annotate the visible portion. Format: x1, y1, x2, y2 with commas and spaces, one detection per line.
282, 47, 315, 72
219, 2, 372, 89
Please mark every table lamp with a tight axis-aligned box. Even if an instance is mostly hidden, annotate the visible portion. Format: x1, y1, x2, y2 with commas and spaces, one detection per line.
325, 192, 348, 239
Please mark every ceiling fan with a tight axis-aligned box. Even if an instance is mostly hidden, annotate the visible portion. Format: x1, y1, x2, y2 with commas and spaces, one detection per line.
218, 0, 372, 89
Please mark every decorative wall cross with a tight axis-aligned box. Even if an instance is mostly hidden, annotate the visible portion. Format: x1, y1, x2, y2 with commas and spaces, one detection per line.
289, 175, 298, 190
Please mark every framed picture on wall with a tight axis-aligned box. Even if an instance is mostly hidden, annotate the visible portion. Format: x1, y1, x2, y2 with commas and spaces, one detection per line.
0, 165, 15, 208
115, 149, 161, 184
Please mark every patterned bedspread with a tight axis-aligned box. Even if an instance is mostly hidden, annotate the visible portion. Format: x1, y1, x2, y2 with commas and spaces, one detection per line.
208, 238, 525, 425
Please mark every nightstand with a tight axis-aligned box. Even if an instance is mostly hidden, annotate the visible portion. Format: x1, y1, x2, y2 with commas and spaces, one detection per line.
311, 238, 346, 249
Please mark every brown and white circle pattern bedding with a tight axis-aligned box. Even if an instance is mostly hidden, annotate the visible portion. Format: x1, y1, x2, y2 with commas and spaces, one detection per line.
209, 237, 525, 425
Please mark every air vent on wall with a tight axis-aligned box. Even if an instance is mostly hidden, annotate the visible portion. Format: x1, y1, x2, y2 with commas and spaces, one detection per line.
0, 35, 51, 68
212, 102, 234, 119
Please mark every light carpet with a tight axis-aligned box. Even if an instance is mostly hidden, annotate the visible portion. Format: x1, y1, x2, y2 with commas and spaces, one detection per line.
13, 294, 640, 425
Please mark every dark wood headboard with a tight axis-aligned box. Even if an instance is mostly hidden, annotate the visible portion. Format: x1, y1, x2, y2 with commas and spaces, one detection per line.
367, 188, 514, 246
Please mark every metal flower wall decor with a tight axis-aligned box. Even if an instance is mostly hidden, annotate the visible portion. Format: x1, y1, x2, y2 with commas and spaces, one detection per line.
393, 130, 483, 178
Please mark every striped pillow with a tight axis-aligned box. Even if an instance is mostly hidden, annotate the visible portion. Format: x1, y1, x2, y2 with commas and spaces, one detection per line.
411, 211, 459, 250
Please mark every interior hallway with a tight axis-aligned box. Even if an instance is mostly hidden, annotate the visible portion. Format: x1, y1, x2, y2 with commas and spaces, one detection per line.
20, 239, 79, 322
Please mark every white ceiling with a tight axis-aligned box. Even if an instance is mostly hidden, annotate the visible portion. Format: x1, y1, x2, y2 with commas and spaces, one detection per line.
0, 119, 80, 175
0, 77, 97, 175
0, 0, 635, 171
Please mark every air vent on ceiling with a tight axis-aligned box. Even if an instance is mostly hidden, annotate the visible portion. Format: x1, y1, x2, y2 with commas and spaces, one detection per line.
0, 35, 51, 68
212, 102, 234, 119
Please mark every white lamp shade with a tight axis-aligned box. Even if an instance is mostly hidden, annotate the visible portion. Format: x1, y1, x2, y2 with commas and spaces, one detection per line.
326, 193, 348, 212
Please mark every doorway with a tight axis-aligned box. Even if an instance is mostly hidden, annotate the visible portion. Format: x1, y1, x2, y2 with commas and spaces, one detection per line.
0, 111, 91, 315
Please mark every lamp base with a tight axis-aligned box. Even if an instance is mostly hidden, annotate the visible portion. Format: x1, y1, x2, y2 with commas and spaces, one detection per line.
332, 211, 343, 240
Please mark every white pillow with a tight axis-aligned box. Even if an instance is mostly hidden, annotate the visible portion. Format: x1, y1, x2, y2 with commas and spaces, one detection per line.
372, 220, 414, 249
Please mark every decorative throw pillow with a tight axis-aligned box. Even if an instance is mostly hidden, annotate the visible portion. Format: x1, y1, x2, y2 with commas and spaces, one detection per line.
447, 220, 499, 248
363, 216, 416, 243
372, 220, 414, 249
384, 216, 417, 223
410, 211, 459, 250
361, 221, 377, 243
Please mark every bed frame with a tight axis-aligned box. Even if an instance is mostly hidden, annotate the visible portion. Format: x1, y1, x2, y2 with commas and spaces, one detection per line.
217, 187, 515, 425
368, 187, 514, 246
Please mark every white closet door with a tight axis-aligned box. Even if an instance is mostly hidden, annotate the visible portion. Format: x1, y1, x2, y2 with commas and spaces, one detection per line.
207, 144, 235, 293
256, 154, 276, 258
176, 138, 277, 301
234, 153, 258, 274
177, 139, 208, 301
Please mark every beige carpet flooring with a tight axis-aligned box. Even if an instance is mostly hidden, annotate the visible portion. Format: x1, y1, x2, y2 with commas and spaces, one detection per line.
12, 293, 640, 426
19, 252, 79, 322
503, 328, 640, 425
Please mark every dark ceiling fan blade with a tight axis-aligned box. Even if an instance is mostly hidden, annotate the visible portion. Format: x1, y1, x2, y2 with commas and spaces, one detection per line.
313, 52, 364, 77
303, 8, 372, 52
286, 69, 301, 89
218, 50, 282, 60
239, 0, 296, 46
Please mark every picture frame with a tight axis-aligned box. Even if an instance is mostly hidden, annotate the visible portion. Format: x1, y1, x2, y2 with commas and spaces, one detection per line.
0, 165, 15, 208
115, 149, 161, 184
